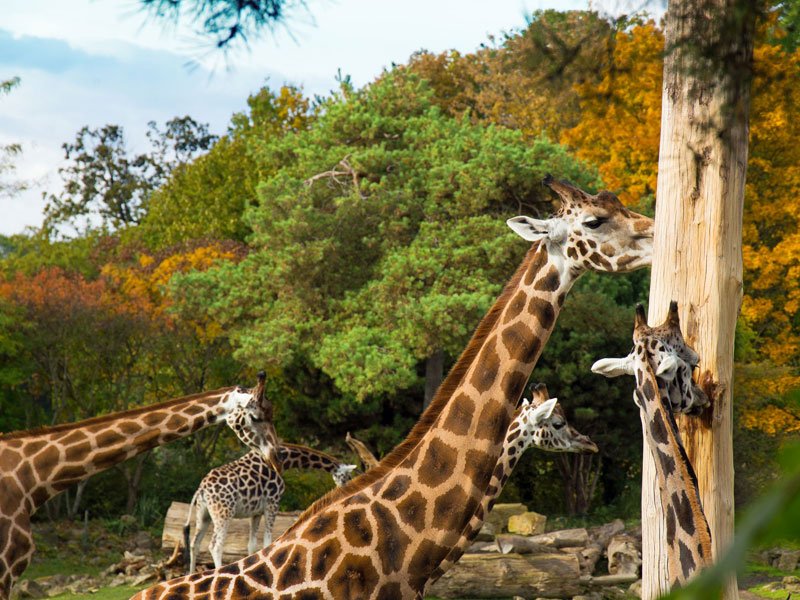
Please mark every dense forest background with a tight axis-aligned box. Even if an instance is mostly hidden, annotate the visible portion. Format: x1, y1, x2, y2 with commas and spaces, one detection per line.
1, 7, 799, 528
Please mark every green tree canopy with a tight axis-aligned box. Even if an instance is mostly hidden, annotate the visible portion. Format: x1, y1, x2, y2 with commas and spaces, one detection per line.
173, 72, 601, 403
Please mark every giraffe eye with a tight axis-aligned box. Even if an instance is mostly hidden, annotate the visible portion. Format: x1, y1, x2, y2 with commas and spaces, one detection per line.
584, 218, 606, 230
553, 421, 566, 430
251, 416, 263, 423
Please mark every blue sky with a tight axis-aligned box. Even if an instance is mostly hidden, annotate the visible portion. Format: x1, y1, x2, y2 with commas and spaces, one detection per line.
0, 0, 655, 235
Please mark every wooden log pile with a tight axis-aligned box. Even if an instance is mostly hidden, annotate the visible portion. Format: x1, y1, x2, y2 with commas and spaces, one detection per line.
161, 502, 643, 598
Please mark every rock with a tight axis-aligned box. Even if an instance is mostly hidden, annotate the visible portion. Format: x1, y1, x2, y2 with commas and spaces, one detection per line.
628, 579, 642, 598
135, 531, 154, 551
475, 522, 495, 541
108, 574, 128, 588
783, 575, 800, 593
778, 550, 800, 572
10, 579, 47, 600
507, 511, 547, 536
485, 503, 528, 534
45, 585, 69, 597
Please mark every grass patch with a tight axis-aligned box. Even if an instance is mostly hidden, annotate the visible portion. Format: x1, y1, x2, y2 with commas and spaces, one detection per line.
46, 585, 148, 600
747, 583, 794, 599
19, 557, 104, 581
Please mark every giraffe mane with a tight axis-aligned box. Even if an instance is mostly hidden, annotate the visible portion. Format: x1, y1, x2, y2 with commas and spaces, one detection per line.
0, 387, 236, 441
282, 242, 541, 535
279, 442, 342, 463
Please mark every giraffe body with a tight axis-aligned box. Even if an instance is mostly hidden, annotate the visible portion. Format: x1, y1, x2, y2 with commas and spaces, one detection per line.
185, 445, 357, 572
592, 303, 712, 586
134, 177, 654, 600
425, 383, 597, 591
0, 380, 276, 599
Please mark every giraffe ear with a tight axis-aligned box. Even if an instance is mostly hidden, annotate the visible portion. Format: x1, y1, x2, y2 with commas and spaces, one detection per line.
655, 354, 679, 379
342, 464, 357, 473
531, 398, 558, 425
591, 356, 635, 378
520, 398, 530, 408
507, 216, 550, 242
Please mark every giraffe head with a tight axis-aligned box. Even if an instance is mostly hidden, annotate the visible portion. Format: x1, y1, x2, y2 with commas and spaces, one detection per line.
507, 175, 653, 275
591, 302, 709, 415
516, 383, 598, 453
224, 372, 283, 471
332, 463, 358, 487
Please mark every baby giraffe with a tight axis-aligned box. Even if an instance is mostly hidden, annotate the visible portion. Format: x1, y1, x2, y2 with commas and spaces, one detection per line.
423, 383, 597, 592
592, 302, 712, 586
184, 445, 357, 573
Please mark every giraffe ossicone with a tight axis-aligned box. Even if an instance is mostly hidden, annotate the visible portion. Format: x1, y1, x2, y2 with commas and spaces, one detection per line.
591, 302, 712, 586
132, 176, 653, 600
0, 374, 273, 600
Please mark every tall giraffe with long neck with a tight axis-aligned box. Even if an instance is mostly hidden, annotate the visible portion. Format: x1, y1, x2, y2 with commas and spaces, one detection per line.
0, 374, 279, 599
423, 383, 597, 594
592, 303, 712, 586
134, 176, 653, 600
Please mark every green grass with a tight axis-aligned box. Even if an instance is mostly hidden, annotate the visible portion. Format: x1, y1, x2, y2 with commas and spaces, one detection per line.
45, 585, 148, 600
747, 583, 795, 599
19, 556, 105, 581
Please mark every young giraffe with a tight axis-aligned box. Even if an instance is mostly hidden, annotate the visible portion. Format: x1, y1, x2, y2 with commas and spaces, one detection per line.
592, 303, 712, 586
0, 375, 278, 600
134, 176, 653, 600
185, 444, 357, 573
423, 383, 598, 593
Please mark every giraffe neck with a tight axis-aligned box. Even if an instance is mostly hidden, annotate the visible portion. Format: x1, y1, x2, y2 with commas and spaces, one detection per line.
636, 354, 712, 585
0, 388, 233, 514
278, 444, 345, 474
428, 405, 534, 584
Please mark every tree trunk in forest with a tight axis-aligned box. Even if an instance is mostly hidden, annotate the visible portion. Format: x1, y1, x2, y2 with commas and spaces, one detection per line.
67, 479, 89, 520
117, 451, 151, 515
644, 1, 754, 598
423, 349, 444, 410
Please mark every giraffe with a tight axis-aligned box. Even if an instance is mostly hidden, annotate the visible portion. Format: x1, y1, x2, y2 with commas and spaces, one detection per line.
133, 175, 654, 600
185, 444, 357, 573
424, 382, 598, 593
346, 432, 379, 471
0, 374, 277, 600
591, 302, 712, 586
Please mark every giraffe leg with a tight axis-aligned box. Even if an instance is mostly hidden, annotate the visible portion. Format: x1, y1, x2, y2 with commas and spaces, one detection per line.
207, 506, 232, 569
262, 501, 279, 548
247, 515, 261, 556
189, 504, 211, 574
1, 511, 35, 600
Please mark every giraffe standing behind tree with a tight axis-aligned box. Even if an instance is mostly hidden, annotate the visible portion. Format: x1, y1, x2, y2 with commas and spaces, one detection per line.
592, 302, 712, 586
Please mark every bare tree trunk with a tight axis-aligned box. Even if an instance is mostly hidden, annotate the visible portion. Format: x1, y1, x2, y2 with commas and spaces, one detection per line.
117, 451, 151, 515
423, 349, 444, 410
644, 1, 754, 598
67, 479, 89, 521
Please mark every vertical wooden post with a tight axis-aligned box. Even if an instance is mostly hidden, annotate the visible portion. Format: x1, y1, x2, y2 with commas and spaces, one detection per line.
643, 0, 754, 598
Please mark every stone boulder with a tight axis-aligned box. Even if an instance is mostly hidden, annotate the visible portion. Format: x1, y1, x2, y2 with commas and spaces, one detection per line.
485, 503, 528, 534
508, 511, 547, 536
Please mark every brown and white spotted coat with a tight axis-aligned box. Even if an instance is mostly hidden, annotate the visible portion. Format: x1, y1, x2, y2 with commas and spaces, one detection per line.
133, 176, 653, 600
185, 445, 357, 573
425, 383, 598, 591
0, 377, 278, 600
592, 303, 712, 586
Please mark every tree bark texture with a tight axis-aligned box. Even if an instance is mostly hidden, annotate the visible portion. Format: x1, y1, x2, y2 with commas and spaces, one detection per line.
644, 0, 754, 598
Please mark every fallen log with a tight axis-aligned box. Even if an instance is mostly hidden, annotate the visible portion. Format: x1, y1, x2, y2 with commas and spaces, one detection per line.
161, 501, 300, 565
427, 552, 581, 599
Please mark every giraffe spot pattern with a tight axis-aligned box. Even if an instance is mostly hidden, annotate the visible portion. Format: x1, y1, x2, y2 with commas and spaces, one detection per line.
408, 539, 451, 591
666, 505, 676, 546
463, 449, 496, 491
642, 378, 656, 401
504, 290, 528, 324
64, 441, 92, 462
672, 491, 696, 536
418, 439, 458, 488
327, 553, 380, 600
270, 547, 289, 570
650, 410, 669, 445
396, 491, 427, 533
244, 562, 273, 587
305, 511, 338, 542
381, 475, 411, 501
527, 297, 555, 331
276, 546, 306, 589
433, 485, 472, 533
524, 246, 548, 286
343, 509, 373, 547
501, 370, 529, 400
473, 400, 510, 444
32, 446, 59, 481
376, 582, 402, 600
441, 394, 475, 436
588, 252, 612, 270
534, 265, 561, 292
372, 502, 410, 574
500, 321, 535, 362
343, 492, 369, 506
678, 540, 696, 577
656, 446, 676, 477
469, 337, 500, 394
60, 431, 88, 445
95, 430, 125, 448
310, 537, 342, 580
